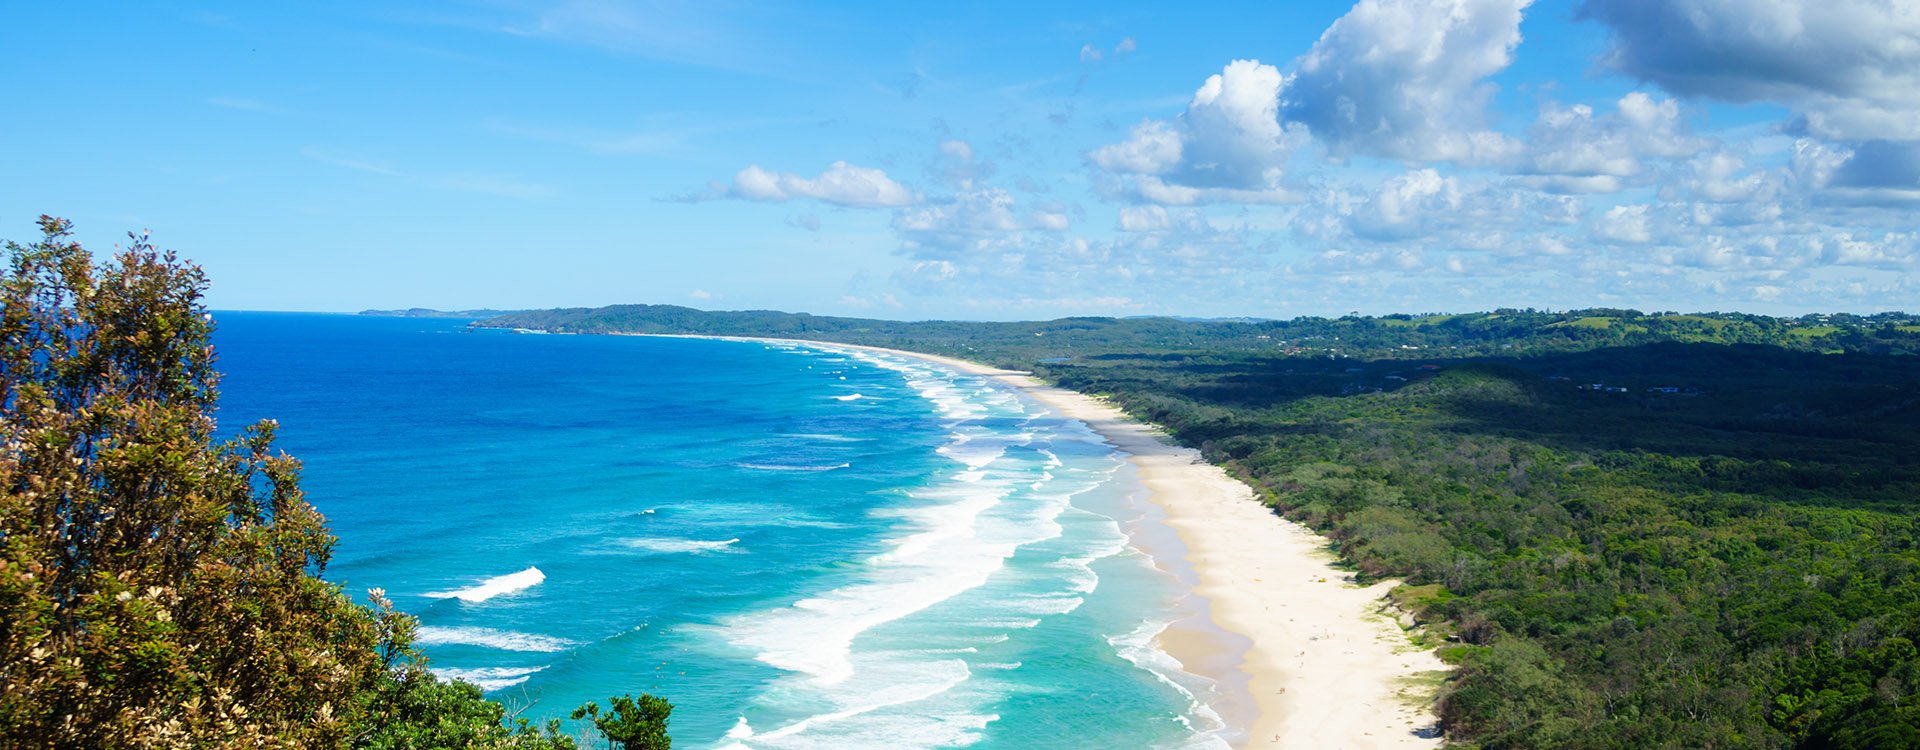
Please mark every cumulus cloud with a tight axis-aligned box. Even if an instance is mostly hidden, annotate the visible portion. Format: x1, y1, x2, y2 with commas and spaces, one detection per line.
1822, 140, 1920, 203
1580, 0, 1920, 140
728, 161, 916, 207
1593, 204, 1654, 244
892, 188, 1070, 260
1522, 92, 1709, 193
933, 138, 996, 189
1350, 170, 1464, 240
1092, 120, 1184, 175
1287, 247, 1427, 277
1665, 149, 1783, 205
1088, 0, 1541, 203
1817, 232, 1919, 269
1091, 59, 1301, 198
1281, 0, 1531, 163
1081, 37, 1137, 64
1296, 170, 1583, 254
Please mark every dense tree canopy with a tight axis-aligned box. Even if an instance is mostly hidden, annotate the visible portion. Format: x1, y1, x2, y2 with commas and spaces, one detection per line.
0, 216, 395, 745
0, 218, 663, 748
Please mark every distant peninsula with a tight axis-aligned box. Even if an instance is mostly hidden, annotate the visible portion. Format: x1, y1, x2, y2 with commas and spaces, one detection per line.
469, 303, 1920, 361
358, 307, 521, 319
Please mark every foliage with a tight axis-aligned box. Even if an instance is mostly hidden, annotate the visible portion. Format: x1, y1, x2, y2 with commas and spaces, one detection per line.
571, 695, 672, 750
0, 216, 395, 746
0, 218, 653, 748
355, 594, 578, 749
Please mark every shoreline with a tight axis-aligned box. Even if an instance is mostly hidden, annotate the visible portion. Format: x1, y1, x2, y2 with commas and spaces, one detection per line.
644, 334, 1447, 748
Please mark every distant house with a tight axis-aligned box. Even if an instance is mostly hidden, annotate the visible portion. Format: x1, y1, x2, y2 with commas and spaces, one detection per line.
1647, 386, 1680, 393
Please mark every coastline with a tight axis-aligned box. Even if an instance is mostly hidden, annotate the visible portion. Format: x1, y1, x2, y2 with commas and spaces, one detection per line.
645, 334, 1447, 748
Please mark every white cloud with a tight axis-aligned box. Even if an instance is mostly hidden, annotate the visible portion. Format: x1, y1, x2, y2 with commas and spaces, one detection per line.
934, 139, 995, 189
1082, 37, 1137, 63
1117, 205, 1173, 232
1593, 204, 1654, 244
1522, 92, 1708, 193
1298, 171, 1583, 252
1669, 149, 1781, 204
1580, 0, 1920, 140
1128, 177, 1301, 206
1288, 247, 1427, 276
1089, 60, 1305, 202
1180, 60, 1293, 188
892, 188, 1069, 259
1817, 232, 1919, 269
1090, 120, 1184, 175
1824, 140, 1920, 203
1281, 0, 1531, 164
1115, 205, 1220, 234
728, 161, 916, 207
1351, 169, 1463, 240
939, 139, 973, 161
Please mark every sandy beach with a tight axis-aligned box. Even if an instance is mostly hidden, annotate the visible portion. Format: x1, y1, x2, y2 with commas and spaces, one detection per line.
655, 335, 1449, 748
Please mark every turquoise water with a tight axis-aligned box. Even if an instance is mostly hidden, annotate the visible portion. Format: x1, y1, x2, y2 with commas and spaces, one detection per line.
213, 313, 1228, 749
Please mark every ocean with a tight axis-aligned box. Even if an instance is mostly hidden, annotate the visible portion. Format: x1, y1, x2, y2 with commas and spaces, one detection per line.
212, 312, 1229, 749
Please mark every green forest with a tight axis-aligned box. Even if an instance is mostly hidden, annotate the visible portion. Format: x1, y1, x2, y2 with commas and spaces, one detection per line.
477, 304, 1920, 749
470, 304, 1920, 362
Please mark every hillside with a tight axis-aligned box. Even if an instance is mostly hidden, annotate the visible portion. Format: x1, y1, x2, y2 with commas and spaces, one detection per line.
474, 305, 1920, 362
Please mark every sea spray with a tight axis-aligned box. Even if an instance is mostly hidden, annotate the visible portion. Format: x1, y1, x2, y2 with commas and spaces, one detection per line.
424, 566, 545, 603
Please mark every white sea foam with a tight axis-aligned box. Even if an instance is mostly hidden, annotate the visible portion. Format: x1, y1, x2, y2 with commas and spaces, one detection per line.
429, 665, 546, 691
831, 393, 864, 402
423, 566, 544, 603
740, 659, 976, 745
621, 537, 741, 554
728, 342, 1164, 747
1108, 619, 1231, 747
413, 626, 576, 653
788, 433, 869, 443
1002, 594, 1085, 616
736, 462, 850, 472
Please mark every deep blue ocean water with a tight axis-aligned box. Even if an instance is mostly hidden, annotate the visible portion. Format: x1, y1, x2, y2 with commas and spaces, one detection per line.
212, 312, 1228, 749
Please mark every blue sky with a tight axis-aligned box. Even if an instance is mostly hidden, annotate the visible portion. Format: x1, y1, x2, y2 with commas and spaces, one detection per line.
3, 1, 1915, 319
